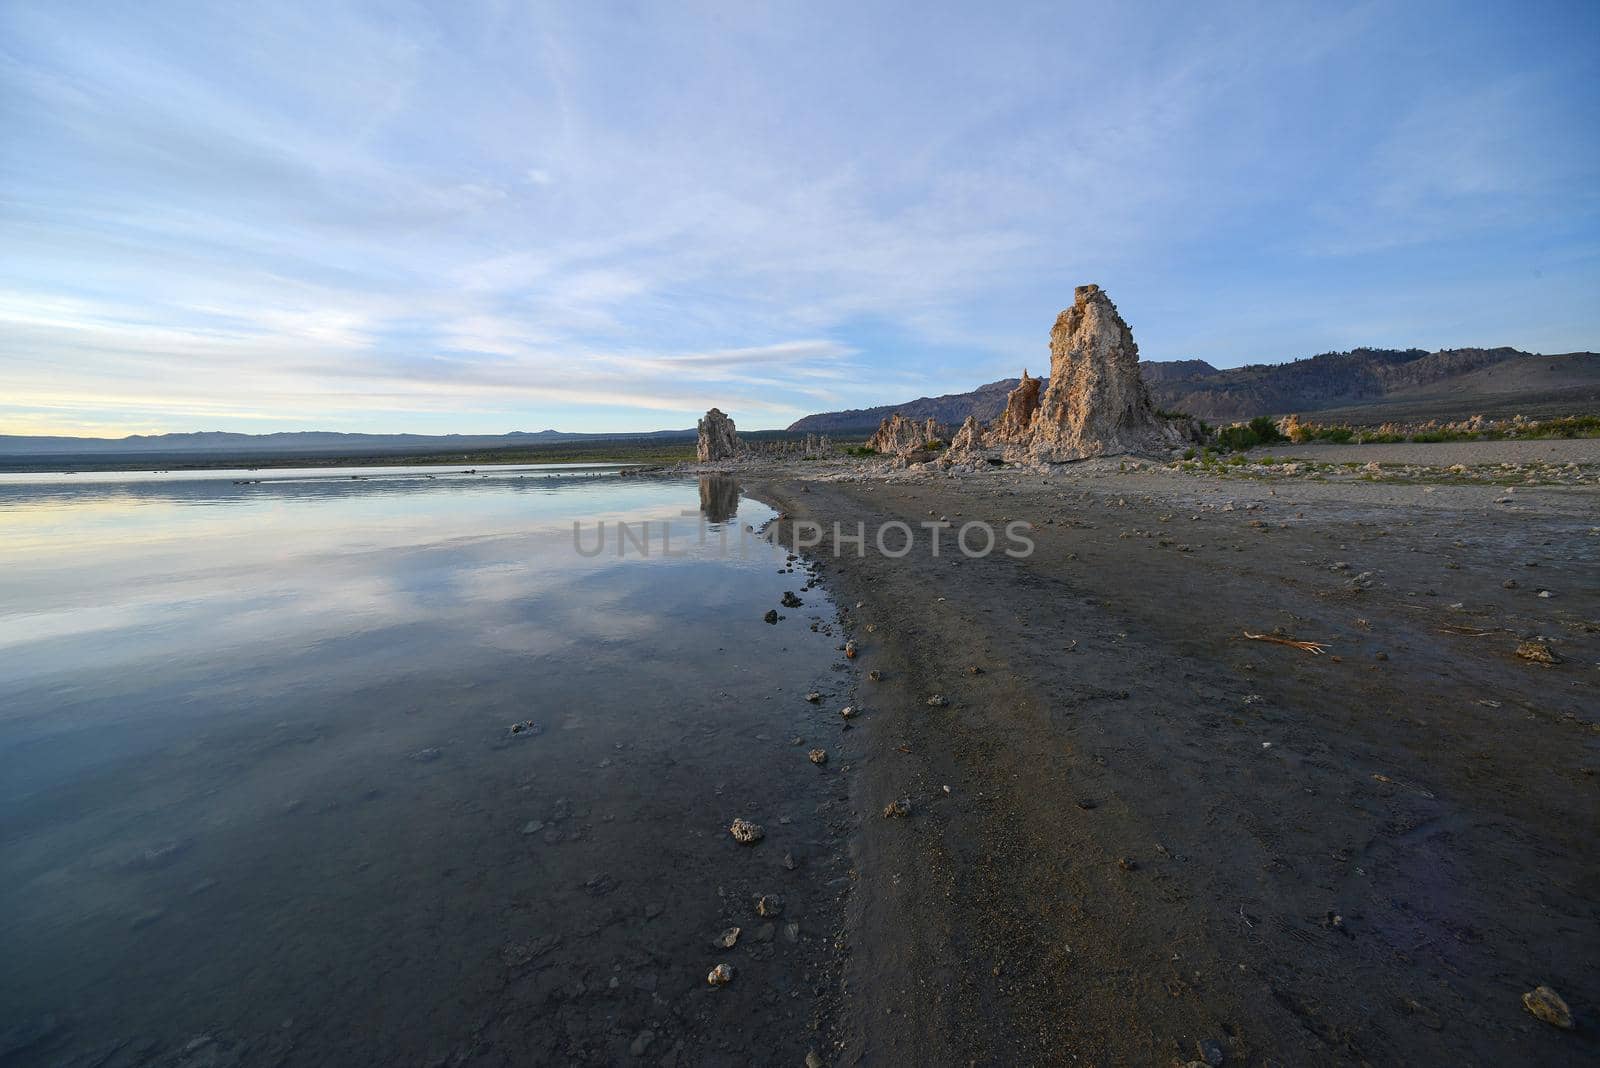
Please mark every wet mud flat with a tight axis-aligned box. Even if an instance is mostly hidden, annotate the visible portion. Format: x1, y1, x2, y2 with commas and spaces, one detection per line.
755, 460, 1598, 1066
0, 474, 860, 1067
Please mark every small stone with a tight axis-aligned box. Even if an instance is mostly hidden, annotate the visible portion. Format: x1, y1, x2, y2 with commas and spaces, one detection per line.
840, 706, 857, 719
707, 963, 734, 986
926, 694, 949, 707
867, 669, 882, 682
1502, 579, 1518, 589
808, 748, 828, 765
1197, 1037, 1226, 1066
782, 851, 799, 871
882, 797, 912, 819
1537, 589, 1554, 599
729, 818, 765, 844
1118, 856, 1138, 871
755, 894, 783, 917
805, 692, 822, 703
715, 926, 740, 949
806, 1050, 826, 1068
966, 665, 984, 675
781, 591, 804, 608
763, 609, 779, 624
1516, 640, 1559, 665
844, 641, 858, 659
521, 820, 545, 835
784, 921, 800, 942
1523, 984, 1572, 1029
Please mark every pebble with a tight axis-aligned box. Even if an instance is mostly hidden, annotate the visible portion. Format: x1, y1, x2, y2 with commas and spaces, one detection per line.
868, 670, 882, 682
729, 818, 765, 845
1516, 640, 1560, 665
926, 694, 949, 707
755, 894, 783, 917
882, 797, 912, 819
715, 926, 740, 949
763, 610, 779, 624
707, 963, 734, 986
808, 748, 828, 765
1523, 984, 1572, 1029
805, 692, 822, 703
840, 706, 858, 720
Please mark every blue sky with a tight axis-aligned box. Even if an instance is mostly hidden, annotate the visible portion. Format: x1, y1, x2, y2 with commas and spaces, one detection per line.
2, 1, 1596, 436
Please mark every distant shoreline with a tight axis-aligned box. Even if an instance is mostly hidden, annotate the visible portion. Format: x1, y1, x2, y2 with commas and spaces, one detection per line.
0, 439, 700, 475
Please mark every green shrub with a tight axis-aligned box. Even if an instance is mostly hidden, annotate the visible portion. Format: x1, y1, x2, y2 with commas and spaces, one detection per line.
1182, 447, 1196, 460
1215, 424, 1261, 451
1247, 416, 1286, 443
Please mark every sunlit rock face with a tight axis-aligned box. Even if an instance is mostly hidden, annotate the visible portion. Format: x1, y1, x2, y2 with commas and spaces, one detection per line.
1020, 284, 1189, 461
866, 412, 939, 459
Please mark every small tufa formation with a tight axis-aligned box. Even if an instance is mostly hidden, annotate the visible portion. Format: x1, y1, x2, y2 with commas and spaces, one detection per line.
696, 407, 744, 462
866, 412, 945, 461
945, 414, 985, 462
989, 369, 1043, 448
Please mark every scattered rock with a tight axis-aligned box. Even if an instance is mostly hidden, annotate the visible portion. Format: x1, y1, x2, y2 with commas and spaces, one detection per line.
521, 820, 545, 835
1118, 856, 1138, 872
782, 851, 799, 871
867, 670, 882, 682
844, 641, 858, 659
763, 609, 780, 624
781, 591, 804, 608
1523, 985, 1572, 1029
729, 818, 765, 845
808, 748, 828, 765
507, 719, 542, 736
966, 665, 984, 675
926, 694, 949, 707
806, 1051, 826, 1068
882, 798, 912, 819
755, 894, 783, 917
1516, 640, 1560, 665
840, 706, 857, 720
714, 927, 741, 949
805, 692, 822, 703
707, 963, 734, 986
1197, 1037, 1226, 1066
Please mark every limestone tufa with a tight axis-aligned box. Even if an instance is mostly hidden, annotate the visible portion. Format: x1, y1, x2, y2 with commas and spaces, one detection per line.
696, 407, 744, 462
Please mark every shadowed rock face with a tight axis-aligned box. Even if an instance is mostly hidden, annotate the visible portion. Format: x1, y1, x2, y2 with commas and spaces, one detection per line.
1020, 285, 1185, 461
696, 408, 743, 462
988, 369, 1042, 447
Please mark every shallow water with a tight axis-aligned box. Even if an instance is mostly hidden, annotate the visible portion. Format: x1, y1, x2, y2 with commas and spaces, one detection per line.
0, 467, 850, 1065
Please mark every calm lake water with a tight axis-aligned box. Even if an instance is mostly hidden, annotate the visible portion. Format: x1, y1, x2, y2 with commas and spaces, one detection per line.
0, 466, 852, 1066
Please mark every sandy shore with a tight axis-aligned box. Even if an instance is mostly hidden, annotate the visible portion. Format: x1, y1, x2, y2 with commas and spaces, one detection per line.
741, 444, 1598, 1065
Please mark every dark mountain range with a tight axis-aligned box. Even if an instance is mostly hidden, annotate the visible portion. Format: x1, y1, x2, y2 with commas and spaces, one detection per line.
788, 348, 1599, 432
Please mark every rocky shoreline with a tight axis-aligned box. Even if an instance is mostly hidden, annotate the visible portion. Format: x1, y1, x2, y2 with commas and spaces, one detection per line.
721, 436, 1598, 1065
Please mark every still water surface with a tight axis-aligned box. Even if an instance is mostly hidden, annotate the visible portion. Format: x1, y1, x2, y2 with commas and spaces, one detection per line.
0, 465, 849, 1066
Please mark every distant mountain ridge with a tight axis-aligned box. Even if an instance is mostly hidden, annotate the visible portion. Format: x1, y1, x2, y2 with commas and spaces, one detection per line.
0, 428, 695, 456
788, 347, 1599, 431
